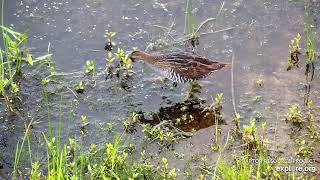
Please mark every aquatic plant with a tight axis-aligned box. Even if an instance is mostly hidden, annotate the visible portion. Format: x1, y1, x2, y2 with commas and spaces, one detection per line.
233, 112, 241, 133
295, 137, 314, 157
160, 158, 177, 180
122, 54, 133, 76
242, 119, 268, 150
304, 0, 316, 64
104, 31, 116, 51
0, 1, 53, 112
0, 26, 51, 112
123, 112, 139, 133
287, 33, 301, 71
182, 1, 228, 48
141, 122, 178, 147
86, 60, 95, 77
106, 51, 115, 75
0, 21, 29, 112
75, 80, 84, 93
286, 103, 303, 124
107, 122, 113, 133
214, 93, 224, 106
13, 96, 174, 179
115, 48, 133, 77
256, 79, 264, 87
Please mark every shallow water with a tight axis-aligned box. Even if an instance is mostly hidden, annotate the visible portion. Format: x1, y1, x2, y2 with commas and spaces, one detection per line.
1, 0, 320, 178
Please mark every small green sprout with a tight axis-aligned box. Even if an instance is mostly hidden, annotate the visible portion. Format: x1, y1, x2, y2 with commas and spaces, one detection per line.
256, 79, 264, 87
234, 113, 241, 132
75, 81, 84, 93
122, 54, 133, 76
26, 53, 33, 65
215, 93, 224, 105
50, 66, 55, 76
242, 119, 257, 148
115, 48, 126, 62
253, 95, 262, 102
104, 31, 116, 51
42, 77, 50, 85
80, 115, 89, 134
81, 115, 87, 124
11, 82, 19, 96
86, 60, 95, 76
106, 52, 115, 74
107, 122, 113, 132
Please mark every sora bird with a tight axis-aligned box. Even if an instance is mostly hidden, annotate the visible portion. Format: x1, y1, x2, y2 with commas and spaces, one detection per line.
130, 50, 228, 85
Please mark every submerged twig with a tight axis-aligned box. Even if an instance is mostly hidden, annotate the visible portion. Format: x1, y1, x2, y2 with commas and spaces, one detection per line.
67, 86, 78, 99
194, 18, 216, 35
200, 27, 235, 36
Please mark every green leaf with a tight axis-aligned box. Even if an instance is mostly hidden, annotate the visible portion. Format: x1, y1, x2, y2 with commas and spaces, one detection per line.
34, 54, 52, 62
26, 53, 33, 65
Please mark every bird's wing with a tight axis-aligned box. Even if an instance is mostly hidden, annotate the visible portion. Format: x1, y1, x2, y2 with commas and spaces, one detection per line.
156, 59, 223, 81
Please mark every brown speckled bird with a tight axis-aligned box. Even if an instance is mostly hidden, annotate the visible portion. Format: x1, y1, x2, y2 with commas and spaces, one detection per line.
130, 50, 228, 83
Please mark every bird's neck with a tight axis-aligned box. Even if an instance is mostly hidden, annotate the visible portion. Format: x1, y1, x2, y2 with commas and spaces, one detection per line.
131, 51, 161, 63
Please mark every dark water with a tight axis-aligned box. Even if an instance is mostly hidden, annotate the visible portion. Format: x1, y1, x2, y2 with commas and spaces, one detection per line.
1, 0, 320, 178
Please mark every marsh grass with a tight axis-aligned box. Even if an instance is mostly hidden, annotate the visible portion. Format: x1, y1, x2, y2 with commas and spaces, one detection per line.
13, 91, 175, 179
0, 1, 52, 112
210, 121, 287, 179
304, 0, 316, 65
182, 0, 229, 48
